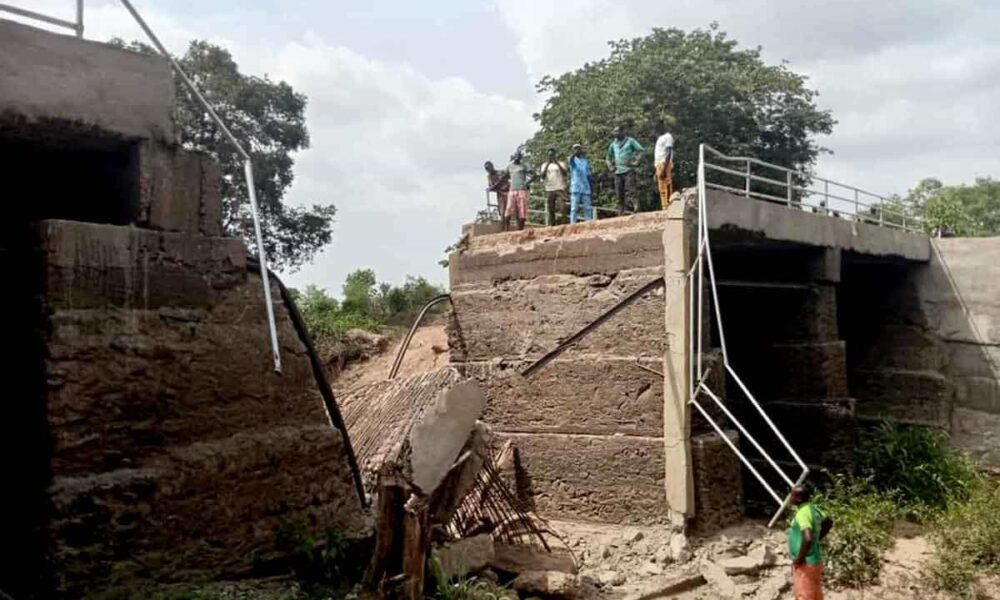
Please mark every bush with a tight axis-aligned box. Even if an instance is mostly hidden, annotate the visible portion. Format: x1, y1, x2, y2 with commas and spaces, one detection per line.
428, 559, 516, 600
816, 476, 902, 587
930, 480, 1000, 597
275, 521, 361, 597
856, 422, 981, 514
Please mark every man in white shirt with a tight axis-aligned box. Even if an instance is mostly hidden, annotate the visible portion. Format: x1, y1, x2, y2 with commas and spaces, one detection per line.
654, 122, 675, 209
539, 147, 569, 226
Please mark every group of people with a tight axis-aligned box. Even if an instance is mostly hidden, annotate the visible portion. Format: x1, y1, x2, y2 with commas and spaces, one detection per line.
484, 123, 676, 231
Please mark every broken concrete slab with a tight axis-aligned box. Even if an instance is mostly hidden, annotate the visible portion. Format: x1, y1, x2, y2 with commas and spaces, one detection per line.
410, 380, 487, 494
718, 544, 775, 575
433, 534, 495, 580
699, 560, 738, 599
491, 543, 577, 574
512, 570, 580, 599
622, 568, 705, 600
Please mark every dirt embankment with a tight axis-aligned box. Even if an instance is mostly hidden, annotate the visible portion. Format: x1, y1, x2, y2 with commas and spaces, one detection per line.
330, 321, 449, 394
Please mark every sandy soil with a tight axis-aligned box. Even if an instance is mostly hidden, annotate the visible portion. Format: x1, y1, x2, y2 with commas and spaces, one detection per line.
332, 322, 450, 394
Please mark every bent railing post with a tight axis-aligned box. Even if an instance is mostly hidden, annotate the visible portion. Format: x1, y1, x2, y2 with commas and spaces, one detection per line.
119, 0, 283, 373
388, 294, 453, 380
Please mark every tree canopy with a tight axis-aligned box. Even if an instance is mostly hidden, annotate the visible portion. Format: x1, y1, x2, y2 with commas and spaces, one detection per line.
113, 39, 335, 270
524, 25, 835, 208
904, 177, 1000, 236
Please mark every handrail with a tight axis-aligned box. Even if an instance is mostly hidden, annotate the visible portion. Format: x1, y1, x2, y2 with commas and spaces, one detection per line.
694, 143, 812, 527
5, 1, 284, 372
0, 1, 83, 36
701, 143, 923, 233
117, 0, 283, 373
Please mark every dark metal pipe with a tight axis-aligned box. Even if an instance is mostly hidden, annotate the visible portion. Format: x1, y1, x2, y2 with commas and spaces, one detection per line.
388, 294, 452, 380
520, 277, 665, 377
247, 258, 367, 507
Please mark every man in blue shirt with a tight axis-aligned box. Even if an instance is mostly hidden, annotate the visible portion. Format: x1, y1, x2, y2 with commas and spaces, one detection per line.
568, 144, 593, 224
605, 126, 644, 216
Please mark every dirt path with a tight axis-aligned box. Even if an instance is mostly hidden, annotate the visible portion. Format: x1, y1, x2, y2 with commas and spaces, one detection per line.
332, 323, 449, 393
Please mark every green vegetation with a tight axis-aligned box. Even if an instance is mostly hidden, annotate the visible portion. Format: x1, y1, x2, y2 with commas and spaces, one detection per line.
111, 38, 334, 271
291, 268, 446, 345
856, 422, 981, 515
893, 177, 1000, 236
273, 521, 365, 599
817, 477, 901, 587
428, 559, 516, 600
817, 422, 987, 592
524, 24, 834, 210
929, 480, 1000, 597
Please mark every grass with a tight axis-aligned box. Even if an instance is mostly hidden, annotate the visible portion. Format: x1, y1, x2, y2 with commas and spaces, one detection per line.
816, 476, 902, 587
428, 559, 516, 600
856, 422, 981, 515
928, 479, 1000, 597
816, 421, 987, 592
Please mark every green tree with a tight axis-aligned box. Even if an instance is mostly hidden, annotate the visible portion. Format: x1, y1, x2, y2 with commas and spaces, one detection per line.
906, 177, 1000, 236
112, 39, 335, 270
342, 268, 377, 315
525, 25, 835, 209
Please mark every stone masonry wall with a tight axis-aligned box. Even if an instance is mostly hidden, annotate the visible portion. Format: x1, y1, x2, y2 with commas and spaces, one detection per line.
449, 216, 671, 525
38, 220, 367, 595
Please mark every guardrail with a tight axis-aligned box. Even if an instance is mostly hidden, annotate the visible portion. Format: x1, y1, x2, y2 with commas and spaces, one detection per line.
693, 143, 811, 527
1, 0, 283, 372
0, 1, 83, 36
485, 190, 629, 228
702, 144, 923, 233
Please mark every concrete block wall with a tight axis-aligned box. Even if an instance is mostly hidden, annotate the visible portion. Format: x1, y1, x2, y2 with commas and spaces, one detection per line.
37, 221, 367, 595
449, 215, 675, 525
0, 22, 367, 597
917, 238, 1000, 464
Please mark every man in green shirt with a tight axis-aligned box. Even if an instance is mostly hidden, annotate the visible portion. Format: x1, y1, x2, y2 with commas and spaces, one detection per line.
787, 484, 834, 600
605, 126, 644, 216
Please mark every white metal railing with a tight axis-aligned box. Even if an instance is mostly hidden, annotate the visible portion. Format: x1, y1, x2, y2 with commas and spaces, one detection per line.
485, 189, 626, 228
692, 143, 811, 527
0, 0, 83, 36
702, 144, 923, 233
2, 0, 283, 372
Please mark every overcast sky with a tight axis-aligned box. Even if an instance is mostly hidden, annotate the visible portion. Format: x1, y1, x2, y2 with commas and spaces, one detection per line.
16, 0, 1000, 295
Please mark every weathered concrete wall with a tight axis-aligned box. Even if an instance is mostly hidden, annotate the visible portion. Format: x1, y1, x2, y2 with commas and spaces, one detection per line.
17, 220, 367, 596
450, 217, 674, 525
920, 238, 1000, 464
0, 19, 175, 142
706, 189, 930, 261
1, 22, 367, 598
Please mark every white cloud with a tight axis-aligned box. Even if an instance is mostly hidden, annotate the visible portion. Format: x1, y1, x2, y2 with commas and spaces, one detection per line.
7, 1, 535, 294
264, 33, 534, 292
495, 0, 1000, 196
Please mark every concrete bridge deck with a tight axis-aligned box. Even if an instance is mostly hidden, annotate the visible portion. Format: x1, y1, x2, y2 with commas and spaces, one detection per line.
448, 190, 997, 529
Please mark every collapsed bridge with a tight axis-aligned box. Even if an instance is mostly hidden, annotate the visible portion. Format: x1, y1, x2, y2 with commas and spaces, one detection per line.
446, 161, 1000, 532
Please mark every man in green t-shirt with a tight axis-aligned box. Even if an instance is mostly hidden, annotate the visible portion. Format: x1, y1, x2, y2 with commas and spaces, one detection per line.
787, 484, 834, 600
605, 126, 644, 216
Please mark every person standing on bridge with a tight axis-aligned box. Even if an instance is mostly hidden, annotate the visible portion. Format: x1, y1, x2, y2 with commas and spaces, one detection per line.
484, 161, 510, 219
605, 126, 644, 216
503, 151, 532, 232
568, 144, 593, 224
653, 121, 675, 209
788, 484, 833, 600
539, 147, 569, 226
